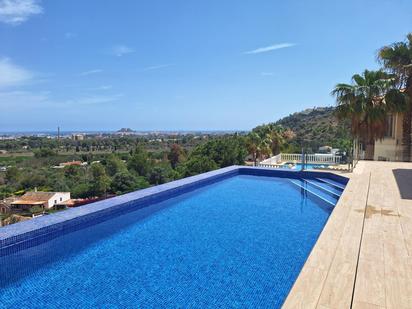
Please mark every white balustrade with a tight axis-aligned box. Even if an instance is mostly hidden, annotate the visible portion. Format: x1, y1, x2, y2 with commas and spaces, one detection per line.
260, 154, 281, 165
257, 153, 342, 168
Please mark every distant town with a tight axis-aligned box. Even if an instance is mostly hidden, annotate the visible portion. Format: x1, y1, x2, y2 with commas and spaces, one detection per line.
0, 128, 244, 140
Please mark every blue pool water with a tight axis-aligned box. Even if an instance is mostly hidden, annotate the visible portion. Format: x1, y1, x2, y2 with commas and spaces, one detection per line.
0, 175, 338, 308
281, 163, 331, 170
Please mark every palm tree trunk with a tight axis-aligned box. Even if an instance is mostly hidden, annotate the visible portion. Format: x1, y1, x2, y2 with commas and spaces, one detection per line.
402, 110, 412, 161
403, 78, 412, 162
365, 136, 375, 160
271, 142, 280, 156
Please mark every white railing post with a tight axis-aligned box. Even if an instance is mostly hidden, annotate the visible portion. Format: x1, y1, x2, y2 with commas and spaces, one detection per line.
257, 152, 342, 168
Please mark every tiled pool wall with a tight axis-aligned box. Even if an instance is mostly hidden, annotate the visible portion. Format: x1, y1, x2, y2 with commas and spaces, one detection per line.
0, 166, 348, 257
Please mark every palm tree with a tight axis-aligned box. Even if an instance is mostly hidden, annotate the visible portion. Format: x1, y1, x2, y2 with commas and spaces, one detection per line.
252, 124, 286, 154
246, 132, 261, 164
246, 132, 271, 164
258, 137, 272, 160
379, 33, 412, 161
332, 70, 406, 160
266, 124, 285, 155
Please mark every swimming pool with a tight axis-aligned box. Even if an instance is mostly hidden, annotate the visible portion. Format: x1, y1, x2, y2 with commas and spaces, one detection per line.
0, 167, 347, 308
281, 163, 331, 170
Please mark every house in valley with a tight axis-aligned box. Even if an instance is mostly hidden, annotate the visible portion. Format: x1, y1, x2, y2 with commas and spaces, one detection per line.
0, 198, 14, 214
11, 191, 71, 211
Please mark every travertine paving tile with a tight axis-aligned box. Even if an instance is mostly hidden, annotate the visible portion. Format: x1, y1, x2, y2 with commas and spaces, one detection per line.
283, 161, 412, 309
352, 257, 385, 307
352, 301, 385, 309
305, 231, 340, 270
359, 232, 383, 262
281, 266, 328, 309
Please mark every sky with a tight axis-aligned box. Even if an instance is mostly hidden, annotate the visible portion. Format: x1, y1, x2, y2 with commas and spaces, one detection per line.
0, 0, 411, 132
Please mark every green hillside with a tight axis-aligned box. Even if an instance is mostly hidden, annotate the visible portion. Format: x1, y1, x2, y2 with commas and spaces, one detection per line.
274, 107, 351, 151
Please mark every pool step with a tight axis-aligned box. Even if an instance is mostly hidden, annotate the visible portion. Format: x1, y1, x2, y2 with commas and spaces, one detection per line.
315, 178, 345, 191
304, 179, 341, 199
298, 180, 339, 203
289, 179, 336, 207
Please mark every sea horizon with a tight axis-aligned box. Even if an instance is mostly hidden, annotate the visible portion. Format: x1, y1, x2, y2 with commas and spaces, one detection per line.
0, 129, 248, 137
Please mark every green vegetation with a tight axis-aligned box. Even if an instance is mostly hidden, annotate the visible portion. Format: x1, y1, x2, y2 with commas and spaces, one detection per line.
30, 206, 44, 215
0, 135, 249, 200
248, 108, 351, 158
0, 133, 207, 155
274, 107, 350, 151
0, 111, 353, 202
333, 33, 412, 160
246, 124, 296, 163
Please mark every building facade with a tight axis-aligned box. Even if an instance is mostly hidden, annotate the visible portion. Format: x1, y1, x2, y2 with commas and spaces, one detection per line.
372, 113, 411, 161
11, 191, 71, 210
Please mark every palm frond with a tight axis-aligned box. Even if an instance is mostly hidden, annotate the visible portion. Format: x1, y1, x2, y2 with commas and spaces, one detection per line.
385, 89, 408, 112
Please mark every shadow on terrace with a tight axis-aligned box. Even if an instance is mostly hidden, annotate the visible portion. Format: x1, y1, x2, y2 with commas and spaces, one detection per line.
392, 169, 412, 200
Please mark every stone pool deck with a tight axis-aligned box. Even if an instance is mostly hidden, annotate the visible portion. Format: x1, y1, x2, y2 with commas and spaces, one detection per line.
283, 161, 412, 309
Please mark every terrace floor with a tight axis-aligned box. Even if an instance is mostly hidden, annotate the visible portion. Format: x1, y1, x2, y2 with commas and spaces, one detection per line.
283, 161, 412, 309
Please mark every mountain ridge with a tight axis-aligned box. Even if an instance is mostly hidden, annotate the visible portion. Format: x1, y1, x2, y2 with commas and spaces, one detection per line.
273, 106, 350, 150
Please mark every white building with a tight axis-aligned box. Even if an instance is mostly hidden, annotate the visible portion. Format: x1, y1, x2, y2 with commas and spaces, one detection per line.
11, 191, 71, 210
71, 134, 85, 141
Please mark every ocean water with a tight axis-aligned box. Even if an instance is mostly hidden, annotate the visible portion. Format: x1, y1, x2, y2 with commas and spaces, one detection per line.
0, 175, 334, 308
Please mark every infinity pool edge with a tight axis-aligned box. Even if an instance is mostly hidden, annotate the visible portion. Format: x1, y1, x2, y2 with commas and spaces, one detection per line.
0, 166, 348, 255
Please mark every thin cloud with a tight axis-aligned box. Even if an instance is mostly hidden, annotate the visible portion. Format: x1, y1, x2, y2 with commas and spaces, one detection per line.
0, 91, 122, 111
141, 63, 175, 72
79, 69, 103, 76
0, 0, 43, 25
89, 85, 112, 91
0, 57, 33, 88
0, 90, 50, 110
244, 43, 296, 54
110, 45, 134, 57
64, 94, 123, 106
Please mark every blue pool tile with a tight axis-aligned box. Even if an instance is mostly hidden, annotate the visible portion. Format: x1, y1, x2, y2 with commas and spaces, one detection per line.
0, 166, 348, 308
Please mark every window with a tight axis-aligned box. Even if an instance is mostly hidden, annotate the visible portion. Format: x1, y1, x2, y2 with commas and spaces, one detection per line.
385, 115, 394, 138
60, 197, 62, 201
54, 200, 57, 204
